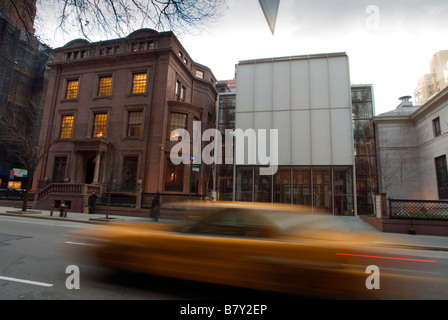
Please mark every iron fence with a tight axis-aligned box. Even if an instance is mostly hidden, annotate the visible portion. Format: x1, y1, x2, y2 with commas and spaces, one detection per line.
97, 194, 137, 208
389, 199, 448, 220
0, 189, 33, 201
141, 193, 206, 209
95, 192, 207, 209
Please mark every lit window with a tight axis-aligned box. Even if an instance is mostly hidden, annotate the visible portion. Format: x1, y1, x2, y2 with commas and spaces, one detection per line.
127, 111, 143, 137
98, 76, 112, 96
165, 160, 184, 192
60, 115, 74, 139
66, 80, 79, 99
93, 113, 107, 138
132, 73, 147, 94
169, 112, 187, 138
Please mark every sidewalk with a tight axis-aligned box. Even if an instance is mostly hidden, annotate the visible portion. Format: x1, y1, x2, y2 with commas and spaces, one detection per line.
1, 205, 447, 251
0, 205, 159, 224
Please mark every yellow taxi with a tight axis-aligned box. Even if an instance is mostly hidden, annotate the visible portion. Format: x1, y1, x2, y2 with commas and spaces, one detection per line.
66, 201, 440, 299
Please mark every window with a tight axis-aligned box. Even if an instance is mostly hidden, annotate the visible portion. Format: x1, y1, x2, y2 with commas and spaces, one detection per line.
169, 112, 187, 138
196, 70, 204, 79
435, 155, 448, 199
65, 79, 79, 99
132, 72, 147, 94
175, 80, 186, 101
122, 156, 138, 192
52, 157, 68, 182
92, 113, 107, 138
181, 86, 186, 101
175, 80, 181, 100
433, 117, 442, 137
60, 115, 74, 139
98, 76, 112, 96
127, 111, 143, 137
165, 160, 184, 192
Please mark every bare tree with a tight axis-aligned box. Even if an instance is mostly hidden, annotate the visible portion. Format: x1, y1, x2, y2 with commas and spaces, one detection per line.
34, 0, 226, 43
0, 103, 55, 212
377, 122, 418, 199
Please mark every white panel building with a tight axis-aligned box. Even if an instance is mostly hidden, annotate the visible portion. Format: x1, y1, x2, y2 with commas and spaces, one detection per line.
234, 53, 356, 215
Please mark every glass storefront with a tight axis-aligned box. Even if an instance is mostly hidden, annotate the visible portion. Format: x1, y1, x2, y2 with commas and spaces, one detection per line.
235, 165, 354, 215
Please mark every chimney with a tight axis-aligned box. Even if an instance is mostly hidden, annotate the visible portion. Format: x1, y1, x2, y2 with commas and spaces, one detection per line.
397, 95, 413, 108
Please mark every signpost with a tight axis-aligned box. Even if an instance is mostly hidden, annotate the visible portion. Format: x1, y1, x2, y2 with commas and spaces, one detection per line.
188, 155, 199, 197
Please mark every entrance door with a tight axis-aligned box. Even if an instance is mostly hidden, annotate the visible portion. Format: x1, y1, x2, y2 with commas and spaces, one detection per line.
85, 156, 96, 184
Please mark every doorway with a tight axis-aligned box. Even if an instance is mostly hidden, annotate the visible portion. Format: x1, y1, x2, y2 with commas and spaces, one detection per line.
85, 156, 96, 184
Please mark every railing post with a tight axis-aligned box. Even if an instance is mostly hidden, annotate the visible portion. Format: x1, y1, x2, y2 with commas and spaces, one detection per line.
388, 198, 392, 218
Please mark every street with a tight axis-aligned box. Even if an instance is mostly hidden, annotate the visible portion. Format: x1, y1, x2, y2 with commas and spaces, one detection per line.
1, 214, 448, 301
0, 215, 296, 301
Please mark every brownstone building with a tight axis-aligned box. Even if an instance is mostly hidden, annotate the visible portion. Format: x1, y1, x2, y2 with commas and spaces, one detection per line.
32, 29, 217, 212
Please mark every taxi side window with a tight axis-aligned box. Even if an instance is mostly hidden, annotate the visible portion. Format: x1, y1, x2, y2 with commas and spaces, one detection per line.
190, 210, 244, 236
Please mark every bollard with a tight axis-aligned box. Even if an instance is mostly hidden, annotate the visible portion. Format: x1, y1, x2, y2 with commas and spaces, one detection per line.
59, 204, 66, 217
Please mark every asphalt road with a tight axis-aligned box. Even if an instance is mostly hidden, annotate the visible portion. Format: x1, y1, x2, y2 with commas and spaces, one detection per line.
0, 215, 300, 301
1, 214, 448, 302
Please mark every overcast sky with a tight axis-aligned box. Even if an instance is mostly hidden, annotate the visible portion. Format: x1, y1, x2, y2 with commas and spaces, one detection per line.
37, 0, 448, 115
179, 0, 448, 115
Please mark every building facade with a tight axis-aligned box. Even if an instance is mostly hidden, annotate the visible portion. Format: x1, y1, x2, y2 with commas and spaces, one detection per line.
352, 84, 378, 214
232, 53, 356, 215
32, 29, 217, 211
375, 88, 448, 200
414, 50, 448, 106
215, 80, 236, 201
0, 8, 53, 191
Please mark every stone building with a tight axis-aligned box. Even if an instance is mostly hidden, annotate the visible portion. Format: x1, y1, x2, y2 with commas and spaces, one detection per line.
32, 29, 217, 212
375, 89, 448, 200
414, 50, 448, 106
0, 1, 53, 191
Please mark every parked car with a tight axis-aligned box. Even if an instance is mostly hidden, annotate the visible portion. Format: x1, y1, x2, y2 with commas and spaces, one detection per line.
65, 201, 442, 299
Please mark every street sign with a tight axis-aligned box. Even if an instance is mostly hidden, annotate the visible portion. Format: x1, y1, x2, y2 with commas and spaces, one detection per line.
190, 155, 197, 164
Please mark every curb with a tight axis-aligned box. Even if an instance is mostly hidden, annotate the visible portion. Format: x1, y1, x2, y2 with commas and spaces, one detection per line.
0, 212, 108, 224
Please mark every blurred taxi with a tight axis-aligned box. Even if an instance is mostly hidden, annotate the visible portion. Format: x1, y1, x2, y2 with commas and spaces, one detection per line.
65, 201, 442, 299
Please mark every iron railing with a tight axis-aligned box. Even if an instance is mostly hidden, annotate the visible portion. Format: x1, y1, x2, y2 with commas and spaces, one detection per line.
97, 194, 137, 208
389, 199, 448, 220
95, 192, 206, 209
0, 189, 33, 201
141, 193, 206, 209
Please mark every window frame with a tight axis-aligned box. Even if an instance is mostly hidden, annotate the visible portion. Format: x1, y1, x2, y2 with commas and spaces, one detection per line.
97, 75, 113, 97
165, 159, 184, 192
52, 155, 69, 183
92, 112, 108, 138
64, 78, 80, 100
126, 110, 144, 137
59, 114, 74, 139
175, 80, 187, 102
435, 155, 448, 199
169, 112, 187, 139
131, 71, 148, 95
433, 117, 442, 137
